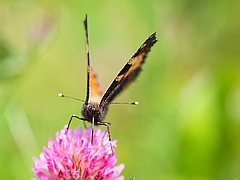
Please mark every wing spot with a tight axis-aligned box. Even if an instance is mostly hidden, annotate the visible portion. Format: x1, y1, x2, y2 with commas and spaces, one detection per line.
115, 74, 124, 82
128, 58, 137, 65
128, 58, 134, 65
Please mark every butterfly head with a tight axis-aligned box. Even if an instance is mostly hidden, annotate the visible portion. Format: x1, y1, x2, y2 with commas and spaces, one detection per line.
81, 103, 108, 124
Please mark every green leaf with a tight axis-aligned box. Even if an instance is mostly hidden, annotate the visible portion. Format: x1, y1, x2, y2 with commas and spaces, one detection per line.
129, 175, 135, 180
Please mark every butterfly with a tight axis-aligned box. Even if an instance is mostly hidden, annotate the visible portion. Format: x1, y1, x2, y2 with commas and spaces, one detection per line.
59, 14, 157, 140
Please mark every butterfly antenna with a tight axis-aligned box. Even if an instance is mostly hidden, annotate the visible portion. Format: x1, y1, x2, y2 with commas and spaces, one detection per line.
58, 93, 85, 103
110, 101, 139, 105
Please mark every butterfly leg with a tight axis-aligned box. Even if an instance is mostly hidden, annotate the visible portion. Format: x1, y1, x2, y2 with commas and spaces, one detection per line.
96, 121, 114, 153
96, 121, 111, 141
65, 114, 87, 133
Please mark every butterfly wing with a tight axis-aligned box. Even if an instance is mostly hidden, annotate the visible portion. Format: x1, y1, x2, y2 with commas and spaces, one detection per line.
100, 32, 157, 106
88, 65, 103, 103
83, 15, 102, 104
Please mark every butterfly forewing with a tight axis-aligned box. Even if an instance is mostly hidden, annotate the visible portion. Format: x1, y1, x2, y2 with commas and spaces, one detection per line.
100, 32, 157, 106
83, 15, 103, 104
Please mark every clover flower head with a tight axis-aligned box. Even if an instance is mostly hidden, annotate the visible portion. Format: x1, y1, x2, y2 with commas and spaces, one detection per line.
32, 126, 124, 180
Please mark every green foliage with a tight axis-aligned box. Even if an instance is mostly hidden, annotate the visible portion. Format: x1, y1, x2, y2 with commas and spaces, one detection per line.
129, 175, 135, 180
0, 0, 240, 179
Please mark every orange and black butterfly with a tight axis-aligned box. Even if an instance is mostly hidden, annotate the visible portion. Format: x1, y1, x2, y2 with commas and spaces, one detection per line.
60, 15, 157, 139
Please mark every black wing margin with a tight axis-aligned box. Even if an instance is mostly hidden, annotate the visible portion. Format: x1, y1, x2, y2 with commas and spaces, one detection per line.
100, 32, 157, 106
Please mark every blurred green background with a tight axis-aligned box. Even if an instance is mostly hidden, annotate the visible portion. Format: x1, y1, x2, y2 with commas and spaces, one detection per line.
0, 0, 240, 179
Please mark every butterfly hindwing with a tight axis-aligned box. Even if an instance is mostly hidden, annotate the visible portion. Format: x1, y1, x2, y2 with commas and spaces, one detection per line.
89, 65, 102, 104
100, 32, 157, 106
